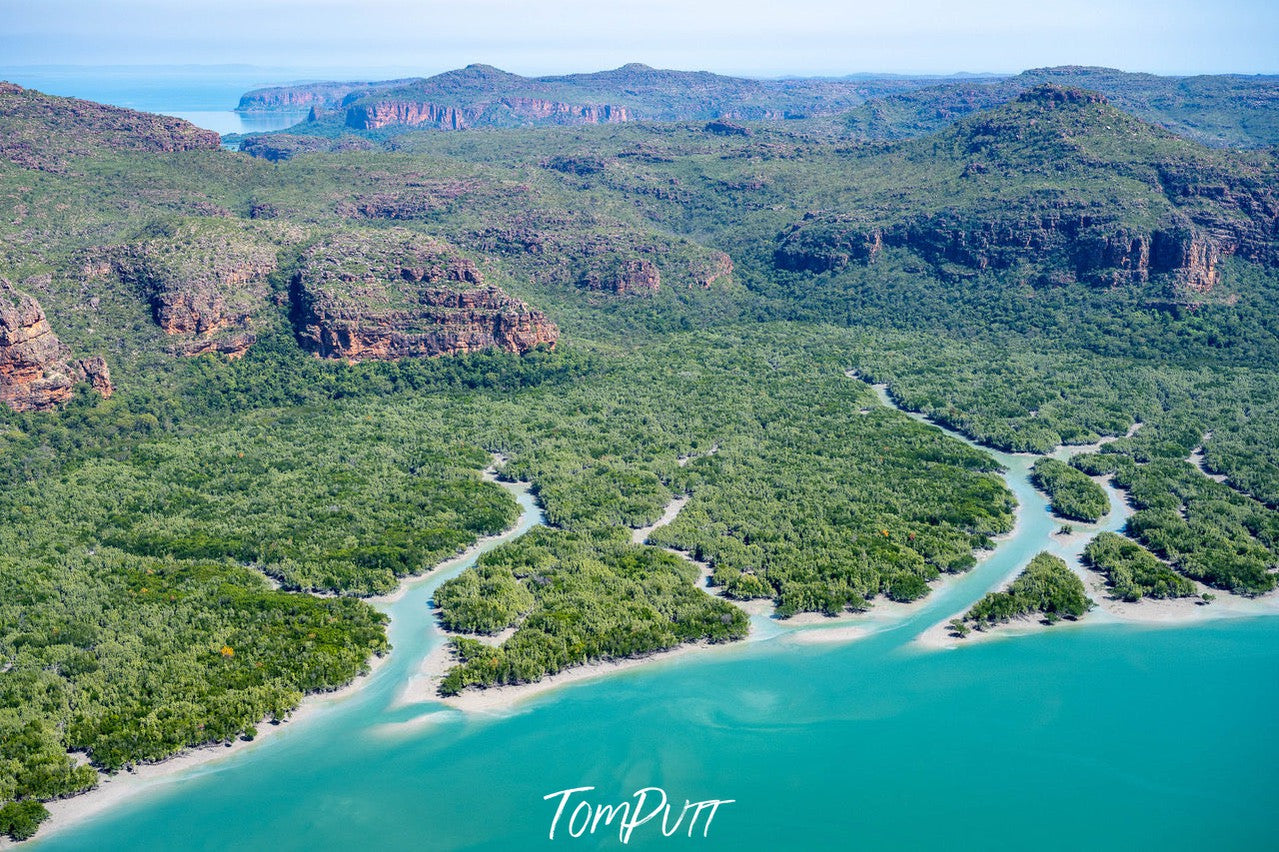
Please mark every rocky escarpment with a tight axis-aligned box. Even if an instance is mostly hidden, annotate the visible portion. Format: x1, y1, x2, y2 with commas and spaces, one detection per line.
290, 230, 557, 360
0, 82, 220, 173
577, 259, 661, 294
90, 221, 286, 358
0, 279, 111, 411
236, 80, 414, 112
236, 63, 954, 135
345, 98, 630, 131
778, 86, 1279, 295
573, 252, 732, 293
776, 211, 1235, 293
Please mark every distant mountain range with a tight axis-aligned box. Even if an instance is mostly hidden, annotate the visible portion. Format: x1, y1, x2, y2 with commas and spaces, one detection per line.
236, 63, 989, 127
234, 63, 1279, 149
841, 65, 1279, 148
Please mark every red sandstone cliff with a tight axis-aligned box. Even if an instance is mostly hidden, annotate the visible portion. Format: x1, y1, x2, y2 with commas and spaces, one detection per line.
345, 98, 630, 131
0, 280, 111, 411
290, 231, 558, 360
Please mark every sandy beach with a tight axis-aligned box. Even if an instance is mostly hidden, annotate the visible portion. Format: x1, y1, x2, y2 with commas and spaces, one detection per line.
916, 579, 1279, 651
22, 650, 391, 845
397, 640, 733, 715
18, 458, 528, 846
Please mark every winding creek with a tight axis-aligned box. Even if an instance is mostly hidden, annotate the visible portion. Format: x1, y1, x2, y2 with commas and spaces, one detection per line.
29, 375, 1279, 851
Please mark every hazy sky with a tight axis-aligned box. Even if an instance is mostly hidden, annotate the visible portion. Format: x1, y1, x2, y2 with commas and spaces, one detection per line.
3, 0, 1277, 77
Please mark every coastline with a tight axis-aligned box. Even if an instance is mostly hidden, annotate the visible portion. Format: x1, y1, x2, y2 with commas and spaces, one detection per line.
21, 650, 391, 846
24, 401, 1277, 841
397, 640, 732, 715
916, 584, 1279, 650
18, 458, 528, 846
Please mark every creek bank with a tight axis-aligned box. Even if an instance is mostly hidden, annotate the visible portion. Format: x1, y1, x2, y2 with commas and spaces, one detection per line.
23, 458, 530, 844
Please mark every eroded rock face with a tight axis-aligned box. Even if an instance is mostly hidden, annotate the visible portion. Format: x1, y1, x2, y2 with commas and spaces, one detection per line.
169, 334, 256, 359
776, 211, 1238, 293
578, 259, 661, 294
101, 222, 282, 357
465, 212, 732, 296
0, 279, 109, 411
73, 355, 114, 398
290, 230, 558, 360
692, 252, 735, 288
345, 98, 630, 131
775, 216, 883, 273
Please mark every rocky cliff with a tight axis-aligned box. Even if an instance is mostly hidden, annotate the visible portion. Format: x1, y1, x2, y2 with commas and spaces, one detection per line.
0, 280, 111, 411
775, 211, 1234, 292
466, 210, 734, 296
777, 86, 1279, 294
94, 221, 284, 358
236, 80, 415, 112
236, 63, 955, 135
289, 230, 558, 360
577, 259, 661, 294
345, 98, 630, 131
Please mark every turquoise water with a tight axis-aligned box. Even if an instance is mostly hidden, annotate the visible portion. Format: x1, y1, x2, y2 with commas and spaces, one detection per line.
30, 390, 1279, 850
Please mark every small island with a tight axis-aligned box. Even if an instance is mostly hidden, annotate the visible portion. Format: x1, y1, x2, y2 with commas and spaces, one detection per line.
433, 527, 748, 696
950, 552, 1092, 635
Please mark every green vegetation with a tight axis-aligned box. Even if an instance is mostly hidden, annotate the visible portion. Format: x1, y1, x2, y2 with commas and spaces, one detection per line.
961, 553, 1092, 628
853, 333, 1279, 596
2, 72, 1279, 838
842, 66, 1279, 148
1030, 458, 1109, 523
436, 527, 747, 694
0, 800, 49, 842
1083, 531, 1197, 601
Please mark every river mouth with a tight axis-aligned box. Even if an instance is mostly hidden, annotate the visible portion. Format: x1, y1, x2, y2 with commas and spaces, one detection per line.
28, 376, 1279, 852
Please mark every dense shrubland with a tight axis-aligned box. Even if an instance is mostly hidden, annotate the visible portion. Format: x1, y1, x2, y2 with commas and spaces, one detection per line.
1030, 458, 1109, 523
2, 78, 1279, 838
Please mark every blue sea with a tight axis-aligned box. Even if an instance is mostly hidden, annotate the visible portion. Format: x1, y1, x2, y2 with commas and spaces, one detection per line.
0, 65, 411, 135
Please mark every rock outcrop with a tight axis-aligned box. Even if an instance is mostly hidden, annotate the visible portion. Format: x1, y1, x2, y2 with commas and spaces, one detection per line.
345, 98, 630, 131
73, 355, 114, 398
0, 279, 109, 411
691, 251, 735, 288
236, 80, 415, 112
93, 221, 282, 358
466, 211, 734, 296
775, 210, 1236, 293
290, 230, 557, 361
577, 259, 661, 294
704, 119, 751, 137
